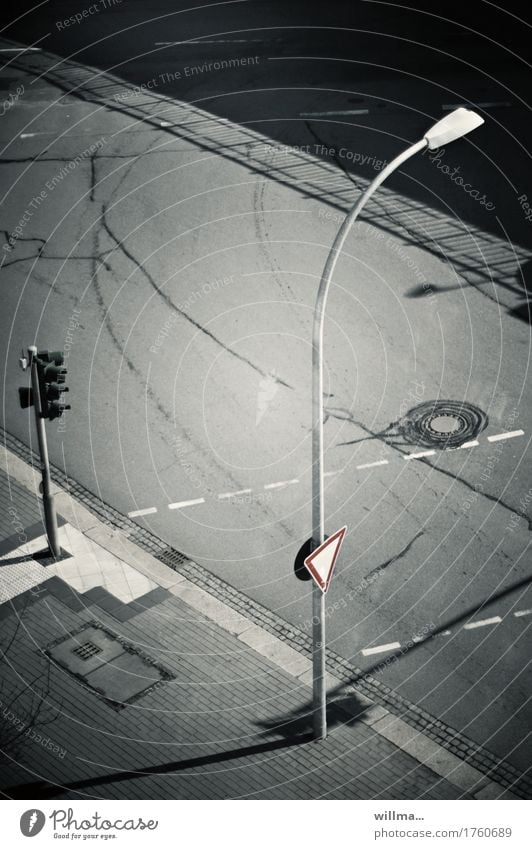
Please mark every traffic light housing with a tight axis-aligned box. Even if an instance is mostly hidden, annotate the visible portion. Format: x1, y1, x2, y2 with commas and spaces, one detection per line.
36, 350, 71, 420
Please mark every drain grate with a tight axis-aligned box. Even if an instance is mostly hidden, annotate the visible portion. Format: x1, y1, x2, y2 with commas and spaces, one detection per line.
158, 547, 189, 569
72, 641, 102, 661
400, 400, 488, 449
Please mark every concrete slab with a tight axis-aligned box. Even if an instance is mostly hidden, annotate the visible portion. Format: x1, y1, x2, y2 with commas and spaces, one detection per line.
86, 650, 165, 703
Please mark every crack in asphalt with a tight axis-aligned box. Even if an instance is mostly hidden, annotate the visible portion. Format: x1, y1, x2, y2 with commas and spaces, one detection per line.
305, 120, 360, 192
364, 530, 425, 580
325, 405, 532, 531
89, 154, 97, 203
12, 58, 530, 317
91, 211, 295, 525
252, 177, 311, 334
101, 206, 292, 389
0, 252, 114, 270
90, 216, 177, 429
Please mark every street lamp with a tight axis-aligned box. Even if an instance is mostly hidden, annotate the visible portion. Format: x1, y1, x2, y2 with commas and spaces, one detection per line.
310, 108, 485, 740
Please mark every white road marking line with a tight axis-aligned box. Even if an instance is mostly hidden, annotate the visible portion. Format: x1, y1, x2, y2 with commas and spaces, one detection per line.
168, 498, 205, 510
356, 459, 389, 470
442, 101, 511, 110
264, 479, 299, 490
361, 642, 401, 656
127, 507, 157, 518
514, 609, 532, 618
404, 450, 436, 460
300, 109, 369, 117
434, 630, 453, 637
487, 429, 524, 442
0, 47, 42, 52
155, 40, 261, 45
463, 616, 502, 630
127, 427, 526, 515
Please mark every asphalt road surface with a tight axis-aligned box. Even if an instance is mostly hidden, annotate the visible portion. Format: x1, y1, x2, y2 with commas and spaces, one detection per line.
1, 1, 531, 771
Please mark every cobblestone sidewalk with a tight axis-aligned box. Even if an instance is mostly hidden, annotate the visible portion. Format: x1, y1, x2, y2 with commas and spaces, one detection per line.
0, 444, 521, 800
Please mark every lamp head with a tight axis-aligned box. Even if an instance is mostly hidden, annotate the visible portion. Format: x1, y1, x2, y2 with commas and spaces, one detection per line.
424, 107, 484, 150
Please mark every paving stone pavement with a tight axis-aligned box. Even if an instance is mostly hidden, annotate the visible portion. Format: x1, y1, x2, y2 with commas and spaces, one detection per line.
0, 584, 468, 800
0, 446, 522, 800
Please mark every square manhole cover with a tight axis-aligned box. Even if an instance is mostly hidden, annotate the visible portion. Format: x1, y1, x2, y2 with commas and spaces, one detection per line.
46, 622, 174, 709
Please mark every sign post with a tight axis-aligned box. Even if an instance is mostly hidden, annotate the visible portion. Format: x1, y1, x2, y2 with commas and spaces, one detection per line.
304, 526, 347, 740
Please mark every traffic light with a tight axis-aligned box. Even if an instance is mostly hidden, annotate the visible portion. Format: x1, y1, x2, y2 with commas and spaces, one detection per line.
36, 350, 71, 420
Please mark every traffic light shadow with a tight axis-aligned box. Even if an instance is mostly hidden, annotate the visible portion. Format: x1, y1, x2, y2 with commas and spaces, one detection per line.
0, 553, 41, 567
0, 549, 71, 567
1, 734, 313, 800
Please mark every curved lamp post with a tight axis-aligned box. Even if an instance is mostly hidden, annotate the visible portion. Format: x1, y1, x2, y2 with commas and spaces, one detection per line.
311, 108, 485, 739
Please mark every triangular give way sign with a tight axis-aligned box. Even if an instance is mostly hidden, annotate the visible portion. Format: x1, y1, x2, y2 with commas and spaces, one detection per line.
303, 526, 347, 593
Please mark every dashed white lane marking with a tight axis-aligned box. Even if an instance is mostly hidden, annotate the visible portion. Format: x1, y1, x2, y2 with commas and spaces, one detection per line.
0, 47, 43, 52
300, 109, 369, 117
361, 611, 530, 654
218, 489, 252, 500
155, 40, 262, 45
168, 498, 205, 510
127, 507, 157, 518
487, 429, 524, 442
443, 101, 511, 110
356, 459, 389, 470
463, 616, 502, 630
405, 449, 436, 460
127, 429, 526, 518
362, 642, 402, 656
264, 479, 299, 490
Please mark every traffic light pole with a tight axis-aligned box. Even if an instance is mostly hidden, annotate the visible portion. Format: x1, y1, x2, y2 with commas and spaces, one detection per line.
28, 345, 61, 558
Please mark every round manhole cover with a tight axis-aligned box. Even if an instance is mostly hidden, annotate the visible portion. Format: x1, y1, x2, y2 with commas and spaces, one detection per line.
400, 400, 488, 448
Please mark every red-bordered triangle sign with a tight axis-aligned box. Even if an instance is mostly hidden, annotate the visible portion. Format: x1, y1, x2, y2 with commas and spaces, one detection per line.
303, 526, 347, 593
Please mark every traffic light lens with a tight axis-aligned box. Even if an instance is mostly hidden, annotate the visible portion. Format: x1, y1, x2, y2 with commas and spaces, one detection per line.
35, 350, 70, 420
